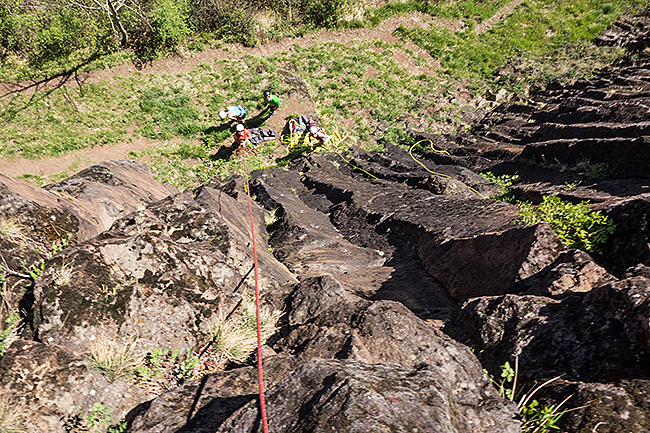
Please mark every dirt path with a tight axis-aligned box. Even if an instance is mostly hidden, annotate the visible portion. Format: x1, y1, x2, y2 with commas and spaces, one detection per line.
0, 3, 523, 181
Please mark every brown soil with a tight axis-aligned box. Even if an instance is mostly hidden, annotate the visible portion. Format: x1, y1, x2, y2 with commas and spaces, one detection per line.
0, 5, 521, 181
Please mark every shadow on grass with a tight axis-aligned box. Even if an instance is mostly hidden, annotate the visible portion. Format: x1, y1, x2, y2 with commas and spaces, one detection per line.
0, 51, 109, 121
244, 109, 275, 128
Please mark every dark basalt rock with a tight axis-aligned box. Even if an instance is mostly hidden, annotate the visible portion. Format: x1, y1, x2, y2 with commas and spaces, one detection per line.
216, 358, 520, 433
0, 340, 148, 432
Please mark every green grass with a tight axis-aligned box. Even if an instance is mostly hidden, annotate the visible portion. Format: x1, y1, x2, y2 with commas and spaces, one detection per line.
394, 0, 642, 92
0, 0, 645, 188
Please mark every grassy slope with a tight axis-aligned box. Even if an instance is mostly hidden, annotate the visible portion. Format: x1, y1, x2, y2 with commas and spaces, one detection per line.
0, 0, 645, 189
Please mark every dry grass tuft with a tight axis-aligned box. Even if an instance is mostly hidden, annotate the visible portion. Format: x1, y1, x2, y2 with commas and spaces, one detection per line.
0, 219, 25, 244
264, 208, 280, 228
87, 339, 141, 383
0, 395, 29, 433
208, 293, 282, 367
53, 261, 75, 286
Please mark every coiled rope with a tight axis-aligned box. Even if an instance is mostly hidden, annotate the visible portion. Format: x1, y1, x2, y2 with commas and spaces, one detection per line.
243, 158, 269, 433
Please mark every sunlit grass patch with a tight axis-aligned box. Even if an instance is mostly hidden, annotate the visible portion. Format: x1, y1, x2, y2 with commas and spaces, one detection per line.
395, 0, 644, 92
88, 339, 141, 383
206, 292, 282, 366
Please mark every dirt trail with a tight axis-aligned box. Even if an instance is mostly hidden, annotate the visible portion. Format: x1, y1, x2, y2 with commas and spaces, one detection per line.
0, 3, 523, 181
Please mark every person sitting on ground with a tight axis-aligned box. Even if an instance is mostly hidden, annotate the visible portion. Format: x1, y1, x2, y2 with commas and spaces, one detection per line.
309, 125, 331, 145
234, 123, 250, 144
219, 106, 247, 123
262, 90, 281, 117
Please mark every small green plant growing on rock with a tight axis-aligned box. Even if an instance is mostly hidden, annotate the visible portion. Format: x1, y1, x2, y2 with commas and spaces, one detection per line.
134, 347, 201, 393
84, 402, 113, 432
479, 171, 520, 203
518, 195, 615, 254
0, 314, 21, 358
486, 358, 574, 433
580, 160, 611, 182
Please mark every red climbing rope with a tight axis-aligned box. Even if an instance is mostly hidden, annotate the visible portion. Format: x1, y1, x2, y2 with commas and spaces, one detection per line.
243, 158, 270, 433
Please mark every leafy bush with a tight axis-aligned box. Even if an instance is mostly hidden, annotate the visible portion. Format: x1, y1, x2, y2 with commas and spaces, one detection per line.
190, 0, 259, 47
518, 195, 615, 254
381, 126, 415, 147
299, 0, 349, 28
149, 0, 191, 52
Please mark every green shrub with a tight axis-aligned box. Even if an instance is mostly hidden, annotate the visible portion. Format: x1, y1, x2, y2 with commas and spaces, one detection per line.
190, 0, 258, 47
381, 126, 415, 147
149, 0, 191, 53
518, 195, 615, 254
299, 0, 349, 28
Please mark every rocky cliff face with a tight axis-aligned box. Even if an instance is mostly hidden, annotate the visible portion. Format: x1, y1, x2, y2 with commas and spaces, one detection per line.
1, 19, 649, 433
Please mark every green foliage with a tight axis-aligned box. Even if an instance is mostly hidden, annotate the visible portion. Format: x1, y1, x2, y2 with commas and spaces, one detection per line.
425, 0, 512, 22
107, 420, 128, 433
518, 195, 615, 254
381, 126, 415, 147
190, 0, 258, 47
27, 260, 44, 280
138, 86, 201, 139
135, 347, 199, 389
580, 160, 610, 181
300, 0, 349, 28
149, 0, 191, 53
486, 358, 571, 433
479, 171, 520, 202
84, 402, 112, 432
521, 399, 565, 433
0, 314, 20, 357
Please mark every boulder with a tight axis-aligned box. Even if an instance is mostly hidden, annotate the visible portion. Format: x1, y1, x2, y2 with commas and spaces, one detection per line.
44, 160, 179, 237
0, 340, 148, 433
34, 188, 296, 358
445, 275, 650, 384
216, 358, 521, 433
517, 249, 616, 297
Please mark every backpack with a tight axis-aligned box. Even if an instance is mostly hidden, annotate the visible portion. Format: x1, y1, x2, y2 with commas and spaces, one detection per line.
287, 115, 313, 136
